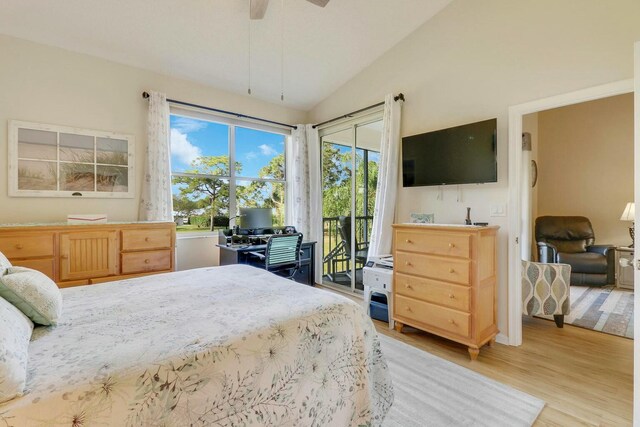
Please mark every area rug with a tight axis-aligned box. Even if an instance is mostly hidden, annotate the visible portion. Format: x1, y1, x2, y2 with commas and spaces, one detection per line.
537, 285, 634, 339
379, 334, 544, 427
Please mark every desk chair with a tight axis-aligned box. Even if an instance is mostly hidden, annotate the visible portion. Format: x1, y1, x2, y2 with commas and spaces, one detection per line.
249, 233, 304, 280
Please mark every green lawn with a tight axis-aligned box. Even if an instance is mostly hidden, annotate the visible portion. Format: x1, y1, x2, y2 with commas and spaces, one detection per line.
176, 224, 227, 233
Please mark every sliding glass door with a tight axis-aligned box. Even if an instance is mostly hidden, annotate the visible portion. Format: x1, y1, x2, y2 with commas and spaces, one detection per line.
320, 115, 382, 292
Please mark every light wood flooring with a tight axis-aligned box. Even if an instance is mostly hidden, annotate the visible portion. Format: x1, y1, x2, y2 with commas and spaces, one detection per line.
322, 286, 634, 426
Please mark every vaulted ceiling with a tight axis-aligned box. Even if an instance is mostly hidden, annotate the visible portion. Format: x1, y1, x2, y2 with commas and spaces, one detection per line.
0, 0, 452, 110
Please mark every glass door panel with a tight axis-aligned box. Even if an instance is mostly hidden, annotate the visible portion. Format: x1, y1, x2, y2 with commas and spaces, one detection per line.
354, 120, 382, 290
321, 128, 353, 290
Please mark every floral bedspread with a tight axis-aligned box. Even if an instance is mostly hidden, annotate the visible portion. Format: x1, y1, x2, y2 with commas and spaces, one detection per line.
0, 265, 393, 426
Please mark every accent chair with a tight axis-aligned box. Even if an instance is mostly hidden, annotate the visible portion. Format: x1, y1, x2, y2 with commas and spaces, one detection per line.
522, 260, 571, 328
535, 216, 615, 286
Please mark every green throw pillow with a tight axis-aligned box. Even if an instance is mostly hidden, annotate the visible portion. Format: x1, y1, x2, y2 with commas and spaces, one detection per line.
0, 267, 62, 326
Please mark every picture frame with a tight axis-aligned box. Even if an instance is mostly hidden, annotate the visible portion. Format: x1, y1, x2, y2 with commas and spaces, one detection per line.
410, 213, 435, 224
8, 120, 135, 199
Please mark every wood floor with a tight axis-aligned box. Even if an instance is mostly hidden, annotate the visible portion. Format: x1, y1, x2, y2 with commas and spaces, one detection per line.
322, 286, 634, 426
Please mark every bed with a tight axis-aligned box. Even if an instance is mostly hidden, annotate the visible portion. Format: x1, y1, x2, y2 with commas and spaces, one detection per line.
0, 265, 393, 426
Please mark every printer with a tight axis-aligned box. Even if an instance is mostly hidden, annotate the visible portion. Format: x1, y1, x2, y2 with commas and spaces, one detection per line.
363, 255, 394, 328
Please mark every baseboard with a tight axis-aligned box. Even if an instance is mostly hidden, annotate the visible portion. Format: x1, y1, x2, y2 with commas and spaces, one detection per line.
495, 333, 510, 345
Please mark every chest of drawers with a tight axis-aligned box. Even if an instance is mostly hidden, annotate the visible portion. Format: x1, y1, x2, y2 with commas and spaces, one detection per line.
392, 224, 499, 360
0, 222, 175, 287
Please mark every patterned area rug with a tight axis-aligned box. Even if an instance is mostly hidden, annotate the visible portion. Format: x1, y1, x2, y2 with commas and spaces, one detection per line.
380, 334, 544, 426
538, 286, 634, 339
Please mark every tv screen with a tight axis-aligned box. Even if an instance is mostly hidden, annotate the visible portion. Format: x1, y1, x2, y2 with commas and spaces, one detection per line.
402, 118, 497, 187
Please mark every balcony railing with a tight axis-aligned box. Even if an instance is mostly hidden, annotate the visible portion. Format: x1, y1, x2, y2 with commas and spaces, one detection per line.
322, 215, 373, 281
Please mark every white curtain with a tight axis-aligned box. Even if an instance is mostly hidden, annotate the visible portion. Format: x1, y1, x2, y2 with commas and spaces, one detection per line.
368, 94, 403, 257
139, 91, 173, 221
286, 124, 322, 283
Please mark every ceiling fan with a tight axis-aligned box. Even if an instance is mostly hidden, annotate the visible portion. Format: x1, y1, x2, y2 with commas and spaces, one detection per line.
250, 0, 330, 20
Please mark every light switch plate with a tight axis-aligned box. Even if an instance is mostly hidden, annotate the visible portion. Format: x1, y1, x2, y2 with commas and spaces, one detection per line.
490, 203, 506, 217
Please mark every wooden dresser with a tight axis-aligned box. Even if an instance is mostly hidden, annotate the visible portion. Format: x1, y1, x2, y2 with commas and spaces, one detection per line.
392, 224, 499, 360
0, 222, 176, 287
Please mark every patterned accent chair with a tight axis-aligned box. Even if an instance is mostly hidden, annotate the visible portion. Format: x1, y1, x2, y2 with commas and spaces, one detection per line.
522, 261, 571, 328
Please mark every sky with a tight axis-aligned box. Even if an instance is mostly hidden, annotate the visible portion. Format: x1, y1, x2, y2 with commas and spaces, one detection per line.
170, 114, 285, 179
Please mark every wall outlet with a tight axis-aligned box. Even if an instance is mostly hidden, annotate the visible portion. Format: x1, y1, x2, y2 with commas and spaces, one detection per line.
490, 203, 506, 217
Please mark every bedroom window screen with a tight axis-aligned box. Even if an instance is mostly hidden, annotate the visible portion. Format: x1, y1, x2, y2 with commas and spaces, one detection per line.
169, 111, 287, 233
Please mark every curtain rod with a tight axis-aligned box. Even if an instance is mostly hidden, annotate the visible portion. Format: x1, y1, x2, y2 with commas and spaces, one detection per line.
142, 92, 298, 130
312, 93, 405, 129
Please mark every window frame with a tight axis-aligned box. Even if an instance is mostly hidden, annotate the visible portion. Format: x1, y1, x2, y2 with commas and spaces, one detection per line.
169, 107, 289, 229
8, 120, 135, 198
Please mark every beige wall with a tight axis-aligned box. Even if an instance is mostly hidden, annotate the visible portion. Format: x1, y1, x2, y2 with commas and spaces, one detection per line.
537, 93, 634, 246
309, 0, 640, 336
0, 34, 306, 224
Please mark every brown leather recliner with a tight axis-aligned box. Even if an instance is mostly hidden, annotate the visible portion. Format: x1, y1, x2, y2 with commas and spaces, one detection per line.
535, 216, 615, 287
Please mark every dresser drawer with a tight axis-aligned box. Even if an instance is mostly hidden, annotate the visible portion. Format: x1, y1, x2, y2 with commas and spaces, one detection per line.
395, 294, 470, 337
395, 230, 470, 258
395, 251, 471, 285
11, 258, 55, 280
121, 228, 172, 251
121, 250, 172, 274
0, 233, 55, 259
395, 272, 470, 311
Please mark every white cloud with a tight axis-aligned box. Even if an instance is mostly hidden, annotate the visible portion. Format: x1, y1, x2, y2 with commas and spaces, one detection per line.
245, 151, 258, 160
172, 117, 207, 133
171, 129, 202, 166
258, 144, 277, 156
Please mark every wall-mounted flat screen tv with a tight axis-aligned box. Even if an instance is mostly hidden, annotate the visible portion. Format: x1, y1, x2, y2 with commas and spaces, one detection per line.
402, 118, 497, 187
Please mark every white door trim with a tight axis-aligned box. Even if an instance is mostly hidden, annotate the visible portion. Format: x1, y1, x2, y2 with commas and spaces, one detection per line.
507, 79, 634, 346
633, 41, 639, 427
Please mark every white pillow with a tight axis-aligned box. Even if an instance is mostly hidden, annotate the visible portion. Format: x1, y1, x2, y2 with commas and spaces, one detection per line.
0, 251, 11, 276
0, 267, 62, 326
0, 296, 34, 403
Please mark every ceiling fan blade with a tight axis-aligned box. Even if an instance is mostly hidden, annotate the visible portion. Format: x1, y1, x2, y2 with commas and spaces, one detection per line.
250, 0, 269, 20
306, 0, 330, 7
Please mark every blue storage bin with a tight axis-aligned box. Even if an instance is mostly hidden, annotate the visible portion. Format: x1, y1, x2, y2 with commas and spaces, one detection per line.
369, 292, 389, 323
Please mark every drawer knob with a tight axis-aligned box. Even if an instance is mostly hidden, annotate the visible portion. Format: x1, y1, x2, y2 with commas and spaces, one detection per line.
145, 237, 150, 242
405, 261, 412, 266
15, 244, 23, 250
449, 243, 455, 248
448, 293, 455, 299
405, 306, 412, 312
405, 283, 412, 289
144, 259, 151, 264
449, 319, 456, 325
405, 239, 412, 244
449, 268, 455, 273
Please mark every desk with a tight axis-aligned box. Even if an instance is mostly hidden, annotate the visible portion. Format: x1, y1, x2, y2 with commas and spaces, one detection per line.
218, 241, 316, 286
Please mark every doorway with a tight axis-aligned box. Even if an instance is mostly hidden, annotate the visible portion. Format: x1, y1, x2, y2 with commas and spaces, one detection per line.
507, 79, 635, 346
319, 115, 383, 293
524, 94, 634, 338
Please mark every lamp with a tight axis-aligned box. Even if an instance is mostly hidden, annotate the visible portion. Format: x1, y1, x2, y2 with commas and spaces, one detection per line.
620, 202, 635, 247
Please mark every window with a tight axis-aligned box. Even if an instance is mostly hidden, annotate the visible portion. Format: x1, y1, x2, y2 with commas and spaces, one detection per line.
8, 121, 134, 198
170, 112, 287, 233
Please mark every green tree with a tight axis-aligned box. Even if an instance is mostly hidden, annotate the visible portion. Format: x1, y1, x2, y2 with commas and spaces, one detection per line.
322, 144, 352, 218
172, 194, 200, 222
238, 153, 286, 225
321, 145, 379, 243
173, 155, 240, 231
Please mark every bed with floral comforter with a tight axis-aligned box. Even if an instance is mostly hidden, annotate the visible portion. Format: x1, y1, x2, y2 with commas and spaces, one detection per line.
0, 265, 393, 426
